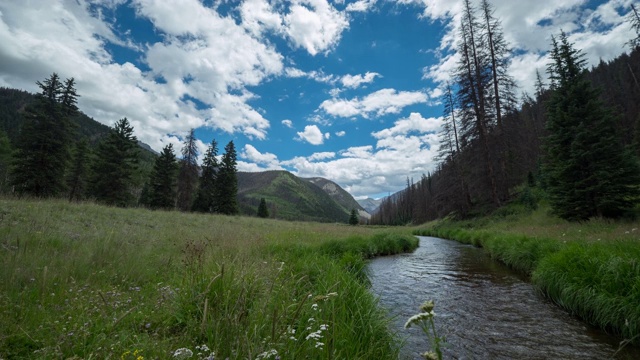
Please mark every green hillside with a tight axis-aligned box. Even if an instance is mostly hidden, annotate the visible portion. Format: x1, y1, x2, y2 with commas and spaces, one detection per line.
304, 177, 365, 214
237, 170, 353, 223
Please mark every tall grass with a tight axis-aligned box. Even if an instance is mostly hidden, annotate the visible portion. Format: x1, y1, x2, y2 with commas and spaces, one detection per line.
414, 203, 640, 345
0, 197, 417, 359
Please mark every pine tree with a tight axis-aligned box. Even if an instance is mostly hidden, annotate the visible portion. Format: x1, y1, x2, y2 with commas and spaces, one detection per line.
176, 129, 199, 211
192, 139, 219, 213
67, 140, 90, 201
348, 208, 359, 225
0, 130, 11, 192
544, 32, 640, 220
257, 197, 269, 218
627, 4, 640, 50
89, 118, 139, 207
147, 144, 178, 209
455, 0, 501, 207
215, 141, 238, 215
10, 73, 77, 197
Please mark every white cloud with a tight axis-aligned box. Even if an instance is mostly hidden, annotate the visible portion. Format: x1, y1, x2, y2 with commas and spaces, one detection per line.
296, 125, 326, 145
285, 67, 336, 83
408, 0, 635, 97
346, 0, 379, 13
340, 71, 381, 88
282, 119, 294, 128
283, 0, 350, 55
320, 88, 429, 118
335, 130, 346, 137
241, 144, 283, 169
0, 0, 288, 151
308, 151, 336, 160
371, 112, 442, 138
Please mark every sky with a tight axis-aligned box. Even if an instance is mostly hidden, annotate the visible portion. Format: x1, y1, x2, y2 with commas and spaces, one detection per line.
0, 0, 637, 199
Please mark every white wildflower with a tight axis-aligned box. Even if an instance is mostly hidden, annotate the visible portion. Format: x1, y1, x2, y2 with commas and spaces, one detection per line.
173, 348, 193, 359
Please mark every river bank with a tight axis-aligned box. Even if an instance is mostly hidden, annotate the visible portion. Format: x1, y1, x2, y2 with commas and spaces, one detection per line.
413, 205, 640, 349
0, 197, 417, 359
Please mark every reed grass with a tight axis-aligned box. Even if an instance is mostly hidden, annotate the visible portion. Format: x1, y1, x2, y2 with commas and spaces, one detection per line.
0, 197, 417, 359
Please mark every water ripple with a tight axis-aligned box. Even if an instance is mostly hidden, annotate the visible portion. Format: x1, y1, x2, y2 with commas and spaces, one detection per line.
368, 236, 638, 359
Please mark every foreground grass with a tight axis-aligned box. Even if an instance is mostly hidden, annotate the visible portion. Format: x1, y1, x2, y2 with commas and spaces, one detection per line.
0, 197, 418, 359
414, 203, 640, 346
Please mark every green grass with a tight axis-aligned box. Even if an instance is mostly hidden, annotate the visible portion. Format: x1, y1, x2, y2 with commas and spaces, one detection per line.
0, 197, 417, 359
414, 202, 640, 346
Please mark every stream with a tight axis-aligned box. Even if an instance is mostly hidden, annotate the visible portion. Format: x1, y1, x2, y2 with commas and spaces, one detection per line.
368, 236, 639, 359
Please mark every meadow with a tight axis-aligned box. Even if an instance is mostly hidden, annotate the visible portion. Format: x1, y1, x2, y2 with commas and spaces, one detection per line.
414, 201, 640, 348
0, 197, 418, 359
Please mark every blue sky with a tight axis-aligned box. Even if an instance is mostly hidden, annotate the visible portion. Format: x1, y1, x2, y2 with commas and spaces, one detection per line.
0, 0, 636, 199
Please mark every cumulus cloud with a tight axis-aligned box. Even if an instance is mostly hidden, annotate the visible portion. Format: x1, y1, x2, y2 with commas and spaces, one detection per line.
340, 72, 381, 88
241, 144, 283, 169
320, 88, 429, 118
282, 119, 294, 128
296, 125, 326, 145
346, 0, 379, 13
283, 0, 349, 55
335, 130, 346, 137
371, 112, 442, 138
408, 0, 634, 97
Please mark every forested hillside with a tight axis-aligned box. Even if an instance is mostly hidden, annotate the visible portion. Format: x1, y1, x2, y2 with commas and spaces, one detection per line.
372, 2, 640, 225
237, 170, 356, 222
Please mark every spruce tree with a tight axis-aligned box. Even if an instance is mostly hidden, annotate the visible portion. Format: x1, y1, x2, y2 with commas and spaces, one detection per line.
89, 118, 139, 207
215, 141, 238, 215
257, 197, 269, 218
349, 208, 359, 225
627, 4, 640, 50
544, 32, 640, 220
192, 139, 219, 212
176, 129, 199, 211
0, 130, 11, 192
148, 144, 178, 209
10, 73, 77, 197
67, 140, 90, 201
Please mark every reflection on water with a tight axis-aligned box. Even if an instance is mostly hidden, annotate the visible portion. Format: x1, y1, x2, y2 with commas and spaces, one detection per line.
368, 236, 639, 359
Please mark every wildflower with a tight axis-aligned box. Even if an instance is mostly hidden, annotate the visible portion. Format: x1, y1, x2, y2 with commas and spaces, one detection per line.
404, 312, 433, 329
420, 300, 434, 313
255, 349, 278, 359
311, 303, 318, 311
421, 351, 439, 360
173, 348, 193, 359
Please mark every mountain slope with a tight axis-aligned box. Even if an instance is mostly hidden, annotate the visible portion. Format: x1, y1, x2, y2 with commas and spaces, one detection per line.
303, 177, 366, 214
358, 198, 383, 214
237, 170, 353, 223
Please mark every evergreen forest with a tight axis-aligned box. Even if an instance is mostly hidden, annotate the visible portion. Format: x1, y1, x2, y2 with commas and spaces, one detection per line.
0, 76, 239, 216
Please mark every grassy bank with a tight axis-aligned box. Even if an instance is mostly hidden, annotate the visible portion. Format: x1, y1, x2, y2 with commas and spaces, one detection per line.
414, 204, 640, 346
0, 197, 418, 359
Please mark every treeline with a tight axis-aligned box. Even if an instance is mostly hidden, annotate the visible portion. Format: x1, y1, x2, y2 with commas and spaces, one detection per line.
0, 73, 239, 215
372, 1, 640, 225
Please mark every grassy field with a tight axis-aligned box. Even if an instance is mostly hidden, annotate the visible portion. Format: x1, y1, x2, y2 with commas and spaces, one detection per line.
414, 202, 640, 347
0, 197, 418, 359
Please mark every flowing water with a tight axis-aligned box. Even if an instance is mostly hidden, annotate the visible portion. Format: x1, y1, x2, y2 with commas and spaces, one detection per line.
368, 236, 639, 359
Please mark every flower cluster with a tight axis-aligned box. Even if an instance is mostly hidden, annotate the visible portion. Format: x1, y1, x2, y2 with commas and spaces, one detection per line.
405, 300, 444, 360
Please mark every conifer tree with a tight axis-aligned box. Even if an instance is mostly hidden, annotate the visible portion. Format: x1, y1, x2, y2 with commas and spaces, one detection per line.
176, 129, 199, 211
67, 140, 90, 201
89, 118, 139, 207
147, 143, 178, 209
215, 141, 238, 215
348, 208, 359, 225
192, 139, 219, 213
10, 73, 77, 197
0, 130, 11, 192
257, 197, 269, 218
544, 32, 640, 220
627, 4, 640, 50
